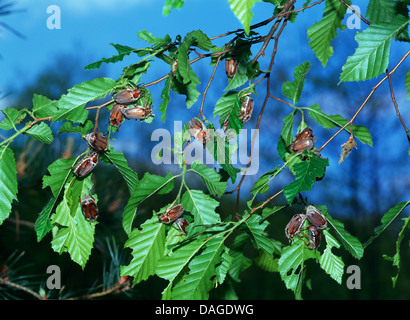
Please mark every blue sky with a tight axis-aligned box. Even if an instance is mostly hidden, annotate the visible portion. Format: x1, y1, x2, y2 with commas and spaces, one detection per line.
1, 0, 409, 217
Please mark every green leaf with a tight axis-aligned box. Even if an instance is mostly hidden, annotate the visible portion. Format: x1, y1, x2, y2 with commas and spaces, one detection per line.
405, 71, 410, 100
0, 147, 18, 225
339, 17, 410, 82
249, 167, 279, 196
163, 0, 185, 16
122, 172, 175, 235
364, 201, 410, 248
138, 30, 172, 48
0, 108, 25, 130
42, 157, 77, 198
58, 120, 94, 136
34, 198, 53, 242
120, 215, 166, 285
282, 61, 310, 104
205, 131, 238, 183
382, 215, 410, 287
189, 162, 227, 197
213, 91, 239, 126
228, 234, 253, 282
216, 247, 232, 285
50, 176, 96, 269
319, 230, 344, 284
32, 94, 58, 118
244, 215, 281, 255
170, 235, 226, 299
157, 237, 205, 282
278, 237, 318, 294
159, 76, 172, 122
177, 30, 211, 85
26, 122, 53, 144
228, 0, 261, 35
319, 206, 364, 259
255, 250, 279, 272
53, 78, 116, 124
366, 0, 405, 24
307, 103, 373, 146
181, 189, 220, 229
281, 111, 296, 146
102, 148, 139, 194
283, 152, 329, 204
171, 69, 201, 108
307, 0, 348, 67
85, 43, 136, 70
36, 157, 78, 241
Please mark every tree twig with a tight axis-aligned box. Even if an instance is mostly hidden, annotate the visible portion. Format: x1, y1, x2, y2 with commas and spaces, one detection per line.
386, 68, 410, 145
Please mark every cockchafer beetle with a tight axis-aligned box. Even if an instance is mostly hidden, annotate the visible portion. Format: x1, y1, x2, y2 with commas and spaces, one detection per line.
285, 213, 307, 240
109, 104, 125, 129
188, 118, 209, 144
158, 204, 184, 224
83, 132, 108, 153
113, 88, 143, 104
239, 96, 254, 123
174, 217, 190, 236
80, 194, 99, 222
289, 126, 317, 153
307, 225, 322, 250
121, 105, 152, 120
72, 152, 98, 178
171, 58, 178, 76
306, 205, 327, 229
225, 58, 238, 79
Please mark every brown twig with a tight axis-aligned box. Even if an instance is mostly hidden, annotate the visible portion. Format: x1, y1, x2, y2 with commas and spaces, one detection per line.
0, 277, 45, 300
386, 68, 410, 145
250, 189, 284, 216
339, 0, 371, 26
68, 278, 131, 300
234, 7, 293, 213
198, 54, 223, 119
316, 49, 410, 153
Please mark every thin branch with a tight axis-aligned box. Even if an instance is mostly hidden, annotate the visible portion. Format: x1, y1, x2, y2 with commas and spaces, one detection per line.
198, 54, 222, 119
316, 49, 410, 153
68, 278, 131, 300
234, 10, 292, 213
386, 68, 410, 145
250, 189, 283, 215
339, 0, 371, 26
0, 277, 45, 300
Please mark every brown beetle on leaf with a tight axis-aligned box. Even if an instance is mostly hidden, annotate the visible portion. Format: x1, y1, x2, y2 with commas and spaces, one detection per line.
289, 126, 317, 153
225, 58, 238, 79
239, 96, 254, 123
121, 105, 152, 120
158, 205, 184, 224
307, 225, 322, 250
72, 152, 99, 178
80, 194, 99, 222
285, 213, 307, 241
109, 104, 126, 129
113, 88, 143, 104
84, 132, 108, 153
306, 205, 327, 229
188, 118, 209, 144
174, 217, 190, 236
